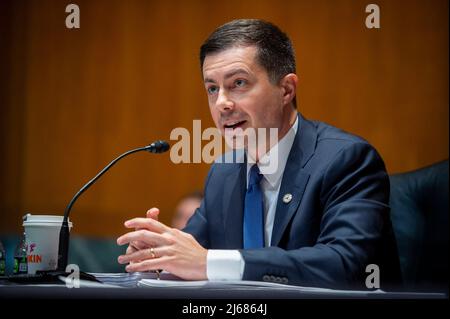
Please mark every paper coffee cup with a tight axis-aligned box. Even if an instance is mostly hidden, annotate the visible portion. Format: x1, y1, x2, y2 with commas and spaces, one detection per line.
22, 214, 72, 274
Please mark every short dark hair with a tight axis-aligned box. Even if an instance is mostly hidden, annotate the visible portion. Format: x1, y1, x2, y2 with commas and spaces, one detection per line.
200, 19, 296, 82
200, 19, 297, 106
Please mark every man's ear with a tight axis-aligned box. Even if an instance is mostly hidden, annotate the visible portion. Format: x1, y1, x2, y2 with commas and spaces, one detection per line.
280, 73, 298, 106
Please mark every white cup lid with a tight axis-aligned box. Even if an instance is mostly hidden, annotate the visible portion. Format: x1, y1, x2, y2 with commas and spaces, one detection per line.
23, 214, 72, 227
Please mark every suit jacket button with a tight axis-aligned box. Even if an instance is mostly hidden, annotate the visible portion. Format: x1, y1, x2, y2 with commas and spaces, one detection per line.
262, 275, 270, 282
269, 275, 276, 282
282, 278, 289, 284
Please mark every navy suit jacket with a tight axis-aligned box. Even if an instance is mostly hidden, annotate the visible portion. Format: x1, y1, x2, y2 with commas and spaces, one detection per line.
184, 113, 401, 289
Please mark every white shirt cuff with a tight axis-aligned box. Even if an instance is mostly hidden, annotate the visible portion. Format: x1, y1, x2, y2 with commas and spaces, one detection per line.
206, 250, 245, 281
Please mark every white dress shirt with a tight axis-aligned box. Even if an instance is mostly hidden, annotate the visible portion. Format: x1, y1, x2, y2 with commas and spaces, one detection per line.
207, 116, 299, 281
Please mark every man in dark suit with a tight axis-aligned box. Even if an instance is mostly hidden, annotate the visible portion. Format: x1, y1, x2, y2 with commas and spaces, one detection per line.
117, 19, 401, 289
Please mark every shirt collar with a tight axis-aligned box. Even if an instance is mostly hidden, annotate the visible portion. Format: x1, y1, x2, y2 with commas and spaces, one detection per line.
247, 115, 299, 188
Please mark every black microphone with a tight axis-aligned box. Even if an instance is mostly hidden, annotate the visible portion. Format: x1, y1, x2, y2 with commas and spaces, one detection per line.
56, 140, 170, 271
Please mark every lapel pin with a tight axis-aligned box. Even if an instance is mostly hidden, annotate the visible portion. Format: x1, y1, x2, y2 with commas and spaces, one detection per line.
283, 193, 293, 203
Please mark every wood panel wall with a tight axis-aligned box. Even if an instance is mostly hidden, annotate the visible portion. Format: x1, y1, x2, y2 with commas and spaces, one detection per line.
0, 0, 448, 237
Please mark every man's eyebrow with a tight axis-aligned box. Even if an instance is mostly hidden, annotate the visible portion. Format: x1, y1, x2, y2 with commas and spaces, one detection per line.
204, 69, 250, 84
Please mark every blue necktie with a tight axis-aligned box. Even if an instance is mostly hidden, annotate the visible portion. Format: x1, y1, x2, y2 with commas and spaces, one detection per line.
243, 164, 264, 248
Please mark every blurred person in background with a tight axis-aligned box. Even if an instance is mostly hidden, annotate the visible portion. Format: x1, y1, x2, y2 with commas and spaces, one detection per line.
171, 192, 203, 230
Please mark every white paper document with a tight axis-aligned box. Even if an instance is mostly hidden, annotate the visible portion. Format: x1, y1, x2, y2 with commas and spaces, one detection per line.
89, 272, 161, 287
90, 271, 382, 294
87, 272, 445, 298
136, 276, 386, 294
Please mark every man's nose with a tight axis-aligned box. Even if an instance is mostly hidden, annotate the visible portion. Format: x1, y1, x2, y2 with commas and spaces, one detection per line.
215, 89, 234, 112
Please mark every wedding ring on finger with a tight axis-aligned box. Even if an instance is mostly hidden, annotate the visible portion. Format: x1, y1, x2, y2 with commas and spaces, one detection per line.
149, 247, 157, 259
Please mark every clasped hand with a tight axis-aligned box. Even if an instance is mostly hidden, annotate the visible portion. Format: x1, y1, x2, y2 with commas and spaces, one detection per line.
116, 208, 207, 280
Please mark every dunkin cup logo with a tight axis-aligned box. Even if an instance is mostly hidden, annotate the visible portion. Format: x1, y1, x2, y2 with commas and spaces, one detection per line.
27, 243, 42, 263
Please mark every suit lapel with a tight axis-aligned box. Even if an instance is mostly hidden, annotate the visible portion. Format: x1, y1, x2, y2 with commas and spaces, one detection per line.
223, 162, 247, 248
270, 114, 317, 246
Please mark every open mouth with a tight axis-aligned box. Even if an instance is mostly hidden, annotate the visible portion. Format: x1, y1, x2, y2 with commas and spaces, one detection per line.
224, 120, 247, 130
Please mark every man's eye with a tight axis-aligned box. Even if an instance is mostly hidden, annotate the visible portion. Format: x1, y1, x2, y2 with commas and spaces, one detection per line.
207, 86, 218, 94
235, 79, 246, 87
